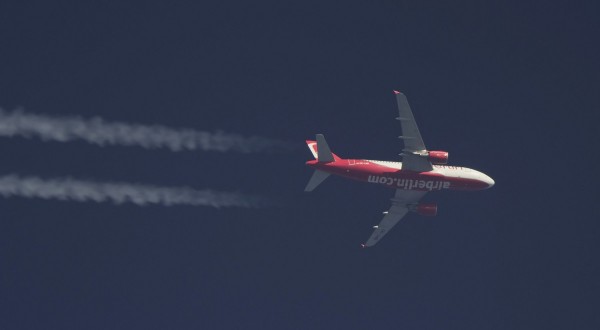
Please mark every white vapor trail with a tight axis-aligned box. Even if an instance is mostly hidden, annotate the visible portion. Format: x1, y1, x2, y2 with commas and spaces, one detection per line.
0, 174, 274, 208
0, 108, 292, 153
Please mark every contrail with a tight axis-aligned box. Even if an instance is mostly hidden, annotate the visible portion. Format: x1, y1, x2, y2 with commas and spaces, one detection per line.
0, 174, 275, 208
0, 108, 293, 153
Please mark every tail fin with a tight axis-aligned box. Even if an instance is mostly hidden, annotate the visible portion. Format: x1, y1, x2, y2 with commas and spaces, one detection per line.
304, 134, 341, 192
305, 134, 341, 162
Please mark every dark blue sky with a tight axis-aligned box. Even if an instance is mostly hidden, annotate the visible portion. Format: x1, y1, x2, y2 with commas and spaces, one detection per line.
1, 1, 599, 329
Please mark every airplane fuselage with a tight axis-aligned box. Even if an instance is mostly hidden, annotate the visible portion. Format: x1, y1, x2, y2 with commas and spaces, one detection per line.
306, 159, 494, 191
304, 90, 495, 247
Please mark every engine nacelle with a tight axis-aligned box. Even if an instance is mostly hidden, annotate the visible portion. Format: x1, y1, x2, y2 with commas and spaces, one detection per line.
428, 151, 449, 165
412, 203, 438, 216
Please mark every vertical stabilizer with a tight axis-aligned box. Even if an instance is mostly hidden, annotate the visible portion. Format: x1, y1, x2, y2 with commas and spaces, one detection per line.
305, 138, 342, 161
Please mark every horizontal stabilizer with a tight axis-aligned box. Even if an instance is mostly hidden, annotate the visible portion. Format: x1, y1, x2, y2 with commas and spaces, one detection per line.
315, 134, 334, 163
304, 170, 330, 192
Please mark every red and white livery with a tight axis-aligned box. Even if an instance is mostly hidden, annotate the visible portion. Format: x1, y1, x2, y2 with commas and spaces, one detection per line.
305, 91, 494, 247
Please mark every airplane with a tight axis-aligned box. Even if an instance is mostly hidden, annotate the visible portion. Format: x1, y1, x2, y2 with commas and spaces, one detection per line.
304, 90, 494, 248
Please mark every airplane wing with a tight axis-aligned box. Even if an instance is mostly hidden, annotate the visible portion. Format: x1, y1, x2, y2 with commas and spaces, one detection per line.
362, 189, 427, 247
394, 91, 433, 172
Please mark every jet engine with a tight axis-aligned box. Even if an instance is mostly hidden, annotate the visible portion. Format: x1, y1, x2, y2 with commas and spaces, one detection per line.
410, 203, 438, 216
428, 151, 449, 165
